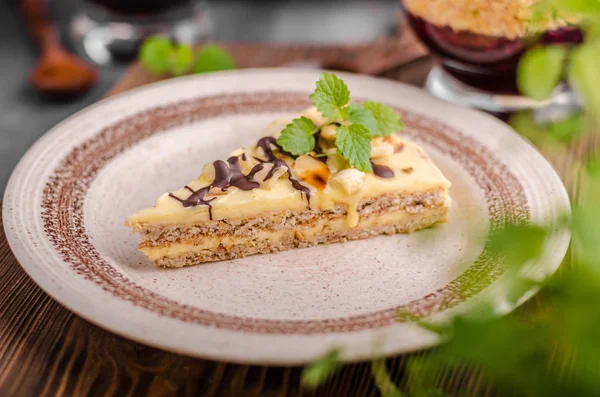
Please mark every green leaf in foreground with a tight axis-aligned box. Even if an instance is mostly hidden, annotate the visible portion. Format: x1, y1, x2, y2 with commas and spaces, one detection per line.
371, 359, 404, 397
336, 124, 373, 172
517, 45, 567, 100
276, 117, 316, 156
169, 45, 194, 76
488, 224, 549, 269
309, 72, 351, 120
557, 0, 600, 14
348, 103, 380, 136
139, 36, 172, 75
193, 44, 236, 74
548, 113, 584, 142
301, 350, 340, 389
362, 101, 404, 136
569, 40, 600, 116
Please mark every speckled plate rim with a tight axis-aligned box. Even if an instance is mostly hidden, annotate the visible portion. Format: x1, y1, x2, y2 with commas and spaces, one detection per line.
2, 69, 570, 365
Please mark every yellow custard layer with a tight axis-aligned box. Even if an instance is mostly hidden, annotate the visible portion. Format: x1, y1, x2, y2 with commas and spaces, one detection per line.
404, 0, 578, 38
140, 206, 448, 260
127, 136, 451, 228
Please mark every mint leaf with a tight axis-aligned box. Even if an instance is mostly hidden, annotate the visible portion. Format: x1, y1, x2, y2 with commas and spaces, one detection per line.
569, 40, 600, 116
169, 45, 194, 76
371, 359, 404, 397
139, 36, 172, 75
336, 124, 373, 172
309, 73, 351, 120
302, 350, 340, 389
362, 101, 404, 136
557, 0, 600, 14
489, 225, 549, 269
276, 117, 316, 156
548, 113, 583, 142
194, 44, 236, 74
348, 104, 380, 136
517, 45, 567, 100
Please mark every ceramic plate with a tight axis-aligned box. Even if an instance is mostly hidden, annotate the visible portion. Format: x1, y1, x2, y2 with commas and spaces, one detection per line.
3, 69, 570, 365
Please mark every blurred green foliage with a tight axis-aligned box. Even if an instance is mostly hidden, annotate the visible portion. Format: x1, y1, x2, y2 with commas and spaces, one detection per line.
139, 37, 235, 76
304, 3, 600, 396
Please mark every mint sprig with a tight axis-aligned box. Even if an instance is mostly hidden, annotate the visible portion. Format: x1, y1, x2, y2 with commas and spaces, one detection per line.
193, 44, 236, 74
139, 36, 173, 75
336, 124, 373, 172
277, 72, 404, 173
139, 37, 235, 76
277, 117, 316, 156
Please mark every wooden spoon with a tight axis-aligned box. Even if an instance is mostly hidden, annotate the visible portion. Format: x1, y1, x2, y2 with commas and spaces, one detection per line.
20, 0, 98, 95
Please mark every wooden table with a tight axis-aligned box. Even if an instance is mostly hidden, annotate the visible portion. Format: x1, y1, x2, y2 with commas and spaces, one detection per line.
0, 38, 593, 396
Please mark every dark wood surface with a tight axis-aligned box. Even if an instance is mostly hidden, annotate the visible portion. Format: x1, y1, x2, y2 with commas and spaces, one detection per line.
0, 34, 594, 396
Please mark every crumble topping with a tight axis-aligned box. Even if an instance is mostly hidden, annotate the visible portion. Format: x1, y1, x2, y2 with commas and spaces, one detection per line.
404, 0, 579, 39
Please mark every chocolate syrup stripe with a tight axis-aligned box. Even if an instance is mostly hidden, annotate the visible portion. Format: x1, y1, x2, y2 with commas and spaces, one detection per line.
167, 138, 311, 217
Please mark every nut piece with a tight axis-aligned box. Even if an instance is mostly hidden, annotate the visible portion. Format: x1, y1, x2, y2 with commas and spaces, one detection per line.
292, 155, 331, 191
320, 124, 338, 140
301, 106, 327, 126
330, 168, 366, 195
294, 230, 305, 241
263, 118, 291, 139
252, 162, 288, 190
370, 140, 394, 159
238, 152, 260, 174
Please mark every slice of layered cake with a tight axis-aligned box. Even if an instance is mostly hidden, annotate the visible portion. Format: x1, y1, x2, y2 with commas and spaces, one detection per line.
127, 73, 451, 267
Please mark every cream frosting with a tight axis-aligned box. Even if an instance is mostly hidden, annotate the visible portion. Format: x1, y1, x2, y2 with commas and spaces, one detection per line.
127, 135, 450, 227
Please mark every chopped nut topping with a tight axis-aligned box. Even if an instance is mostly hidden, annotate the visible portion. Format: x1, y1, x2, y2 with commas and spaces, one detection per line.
292, 155, 331, 191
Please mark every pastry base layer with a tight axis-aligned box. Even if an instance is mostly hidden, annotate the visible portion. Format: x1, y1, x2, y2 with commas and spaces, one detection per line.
135, 189, 449, 268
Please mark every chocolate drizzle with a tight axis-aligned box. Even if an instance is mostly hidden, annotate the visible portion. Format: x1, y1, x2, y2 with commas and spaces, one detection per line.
169, 186, 215, 219
256, 137, 279, 162
312, 131, 328, 164
370, 161, 394, 178
168, 137, 312, 215
256, 136, 295, 161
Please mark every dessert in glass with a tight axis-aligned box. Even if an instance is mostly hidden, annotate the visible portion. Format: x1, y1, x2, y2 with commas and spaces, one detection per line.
402, 0, 581, 112
71, 0, 211, 64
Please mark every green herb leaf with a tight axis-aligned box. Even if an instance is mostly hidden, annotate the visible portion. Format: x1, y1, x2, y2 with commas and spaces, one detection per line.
517, 45, 567, 100
509, 111, 549, 147
557, 0, 600, 14
348, 104, 380, 136
139, 36, 173, 75
335, 124, 373, 172
309, 73, 351, 120
301, 350, 341, 389
488, 225, 549, 269
371, 359, 405, 397
276, 117, 316, 156
169, 45, 194, 76
548, 113, 584, 142
569, 40, 600, 116
193, 44, 236, 74
362, 101, 404, 136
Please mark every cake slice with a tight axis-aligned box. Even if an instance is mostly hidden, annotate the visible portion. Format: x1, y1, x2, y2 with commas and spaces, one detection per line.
127, 74, 451, 268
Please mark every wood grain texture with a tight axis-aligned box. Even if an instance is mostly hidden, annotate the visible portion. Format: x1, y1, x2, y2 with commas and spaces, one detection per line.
1, 34, 596, 397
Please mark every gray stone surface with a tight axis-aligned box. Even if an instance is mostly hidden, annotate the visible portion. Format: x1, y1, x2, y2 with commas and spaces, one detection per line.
0, 0, 397, 196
